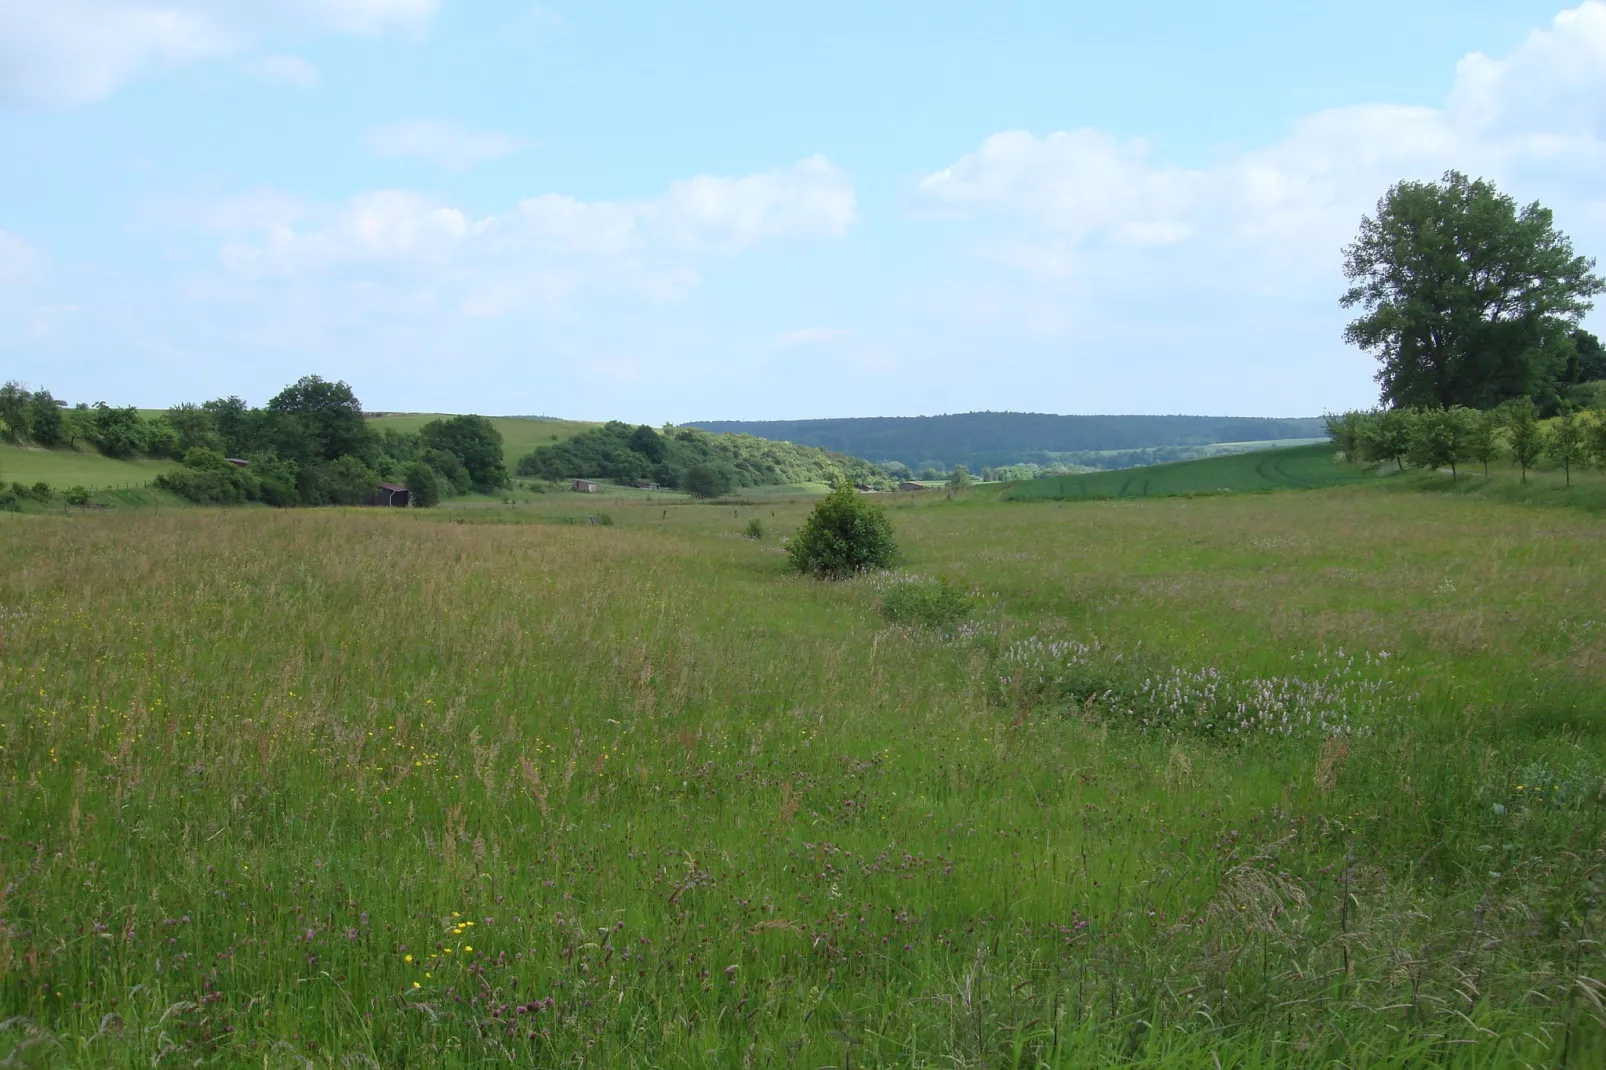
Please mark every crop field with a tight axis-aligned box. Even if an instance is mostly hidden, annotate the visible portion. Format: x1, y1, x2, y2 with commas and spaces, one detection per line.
1008, 443, 1384, 501
2, 484, 1605, 1066
0, 443, 178, 491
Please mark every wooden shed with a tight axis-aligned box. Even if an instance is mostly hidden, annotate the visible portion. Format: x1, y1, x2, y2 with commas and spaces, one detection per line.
370, 482, 411, 507
572, 479, 600, 493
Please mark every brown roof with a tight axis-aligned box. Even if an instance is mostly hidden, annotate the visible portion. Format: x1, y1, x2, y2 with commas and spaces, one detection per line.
378, 483, 408, 492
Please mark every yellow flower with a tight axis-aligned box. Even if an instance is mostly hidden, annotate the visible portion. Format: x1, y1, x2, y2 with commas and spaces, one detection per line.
404, 954, 413, 963
464, 945, 472, 952
412, 982, 421, 989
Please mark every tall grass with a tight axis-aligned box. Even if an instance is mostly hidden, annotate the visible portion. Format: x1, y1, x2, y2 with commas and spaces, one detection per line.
1, 489, 1603, 1066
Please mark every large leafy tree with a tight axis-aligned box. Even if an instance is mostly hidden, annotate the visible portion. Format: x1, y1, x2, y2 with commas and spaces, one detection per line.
1342, 171, 1603, 409
420, 415, 507, 492
266, 376, 372, 462
28, 390, 64, 447
0, 381, 30, 442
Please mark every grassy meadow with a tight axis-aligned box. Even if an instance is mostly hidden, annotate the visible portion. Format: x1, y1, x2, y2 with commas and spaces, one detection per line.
0, 442, 178, 492
2, 477, 1605, 1066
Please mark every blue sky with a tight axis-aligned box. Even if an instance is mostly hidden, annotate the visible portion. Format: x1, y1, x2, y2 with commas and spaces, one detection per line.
2, 1, 1603, 421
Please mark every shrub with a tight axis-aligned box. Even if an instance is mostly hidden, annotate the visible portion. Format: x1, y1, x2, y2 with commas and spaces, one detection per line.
682, 463, 735, 499
30, 481, 52, 501
786, 484, 897, 579
744, 518, 765, 540
325, 455, 380, 506
880, 577, 972, 629
403, 462, 441, 508
156, 465, 248, 504
64, 485, 91, 506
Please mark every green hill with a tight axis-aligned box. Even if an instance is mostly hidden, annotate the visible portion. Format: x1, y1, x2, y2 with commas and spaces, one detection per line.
0, 441, 178, 490
688, 411, 1325, 471
1006, 442, 1378, 500
364, 414, 595, 470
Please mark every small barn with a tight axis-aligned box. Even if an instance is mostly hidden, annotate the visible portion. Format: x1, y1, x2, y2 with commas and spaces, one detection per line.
633, 481, 662, 490
898, 481, 926, 491
370, 482, 411, 507
572, 479, 600, 493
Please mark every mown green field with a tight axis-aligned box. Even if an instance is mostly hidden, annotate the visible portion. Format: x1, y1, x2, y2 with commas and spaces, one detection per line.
2, 479, 1604, 1066
1009, 442, 1382, 500
0, 442, 178, 491
365, 414, 597, 470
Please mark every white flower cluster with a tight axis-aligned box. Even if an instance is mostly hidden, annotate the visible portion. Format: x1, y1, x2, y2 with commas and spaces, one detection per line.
999, 638, 1400, 739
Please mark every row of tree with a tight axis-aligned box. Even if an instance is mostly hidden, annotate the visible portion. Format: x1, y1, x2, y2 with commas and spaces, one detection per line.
2, 376, 508, 508
1325, 401, 1606, 485
515, 421, 894, 495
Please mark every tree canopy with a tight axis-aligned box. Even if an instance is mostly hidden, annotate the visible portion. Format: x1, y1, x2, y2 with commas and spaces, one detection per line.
420, 415, 507, 492
516, 421, 893, 491
1342, 171, 1603, 410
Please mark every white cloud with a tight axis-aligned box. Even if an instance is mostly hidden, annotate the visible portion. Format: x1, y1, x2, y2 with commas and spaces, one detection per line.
898, 4, 1606, 415
363, 119, 530, 170
242, 53, 320, 89
214, 156, 856, 315
918, 3, 1606, 294
0, 0, 435, 107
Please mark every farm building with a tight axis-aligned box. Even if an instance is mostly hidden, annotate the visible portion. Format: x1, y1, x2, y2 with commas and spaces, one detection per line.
369, 483, 411, 507
572, 479, 600, 493
633, 481, 662, 490
898, 481, 926, 491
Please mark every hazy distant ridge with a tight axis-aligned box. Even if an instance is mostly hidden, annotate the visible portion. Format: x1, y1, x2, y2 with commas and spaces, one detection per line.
687, 412, 1325, 470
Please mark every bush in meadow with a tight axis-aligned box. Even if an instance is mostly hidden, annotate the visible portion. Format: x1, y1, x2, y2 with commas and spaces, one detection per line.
880, 576, 973, 629
786, 483, 897, 579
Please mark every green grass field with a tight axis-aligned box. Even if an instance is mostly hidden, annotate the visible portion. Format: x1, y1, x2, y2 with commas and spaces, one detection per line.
1009, 442, 1387, 500
0, 442, 179, 491
365, 414, 596, 470
2, 475, 1605, 1066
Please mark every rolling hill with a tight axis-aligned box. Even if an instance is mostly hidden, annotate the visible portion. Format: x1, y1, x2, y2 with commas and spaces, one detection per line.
364, 414, 596, 470
687, 412, 1326, 471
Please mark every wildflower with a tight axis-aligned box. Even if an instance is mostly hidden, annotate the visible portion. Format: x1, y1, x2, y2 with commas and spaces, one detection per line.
412, 982, 420, 989
464, 945, 472, 952
404, 954, 413, 963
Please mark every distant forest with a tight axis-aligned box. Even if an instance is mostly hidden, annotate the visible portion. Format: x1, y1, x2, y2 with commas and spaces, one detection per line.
687, 413, 1325, 473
